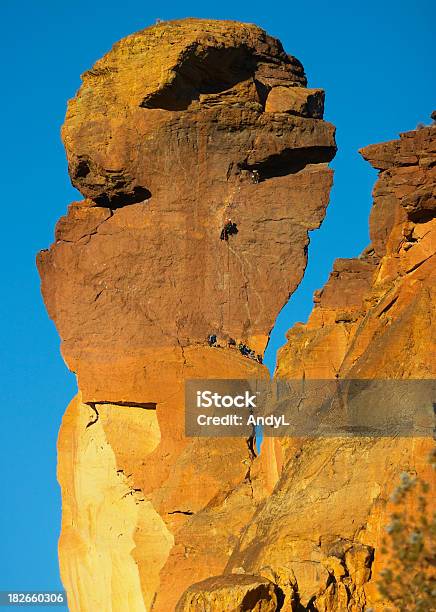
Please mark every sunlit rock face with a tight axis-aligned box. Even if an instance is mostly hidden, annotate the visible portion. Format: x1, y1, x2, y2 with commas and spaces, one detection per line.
277, 125, 436, 381
246, 124, 435, 610
37, 18, 336, 611
40, 18, 336, 402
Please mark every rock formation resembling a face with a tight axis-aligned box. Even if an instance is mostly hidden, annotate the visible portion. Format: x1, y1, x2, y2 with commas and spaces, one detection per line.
38, 18, 336, 403
37, 17, 436, 612
37, 19, 338, 612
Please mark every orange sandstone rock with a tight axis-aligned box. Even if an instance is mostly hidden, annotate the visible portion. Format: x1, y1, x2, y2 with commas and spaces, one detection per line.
39, 15, 434, 612
37, 18, 336, 612
265, 86, 324, 118
276, 125, 435, 381
175, 574, 279, 611
247, 124, 435, 610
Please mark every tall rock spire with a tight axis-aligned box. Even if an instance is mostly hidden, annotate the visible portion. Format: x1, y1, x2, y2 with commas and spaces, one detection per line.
37, 18, 336, 611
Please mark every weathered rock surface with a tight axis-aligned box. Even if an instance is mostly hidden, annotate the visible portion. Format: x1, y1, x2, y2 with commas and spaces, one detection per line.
248, 123, 435, 610
38, 13, 435, 611
37, 18, 336, 612
176, 575, 279, 611
39, 18, 335, 402
276, 125, 435, 381
265, 87, 324, 118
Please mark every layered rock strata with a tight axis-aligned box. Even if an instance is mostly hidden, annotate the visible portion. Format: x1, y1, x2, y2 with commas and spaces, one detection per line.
37, 19, 336, 612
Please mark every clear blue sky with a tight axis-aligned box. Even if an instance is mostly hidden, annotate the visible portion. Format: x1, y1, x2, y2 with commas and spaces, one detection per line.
0, 0, 434, 604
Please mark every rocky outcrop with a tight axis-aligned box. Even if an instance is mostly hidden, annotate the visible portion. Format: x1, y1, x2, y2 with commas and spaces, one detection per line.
276, 124, 435, 380
37, 18, 336, 612
39, 18, 335, 403
175, 575, 279, 611
37, 14, 435, 611
242, 123, 435, 610
175, 125, 435, 610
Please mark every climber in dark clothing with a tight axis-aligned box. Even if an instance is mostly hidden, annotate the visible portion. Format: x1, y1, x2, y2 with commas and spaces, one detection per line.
220, 218, 238, 241
238, 342, 250, 357
236, 341, 263, 364
208, 334, 217, 347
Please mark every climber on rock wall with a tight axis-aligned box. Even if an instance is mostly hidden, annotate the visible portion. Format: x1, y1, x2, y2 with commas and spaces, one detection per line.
220, 219, 238, 241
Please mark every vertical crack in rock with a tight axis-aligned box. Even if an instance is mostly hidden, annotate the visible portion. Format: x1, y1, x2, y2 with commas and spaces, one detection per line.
85, 403, 99, 428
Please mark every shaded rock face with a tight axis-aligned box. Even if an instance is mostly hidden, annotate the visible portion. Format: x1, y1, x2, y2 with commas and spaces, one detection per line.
37, 19, 336, 612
